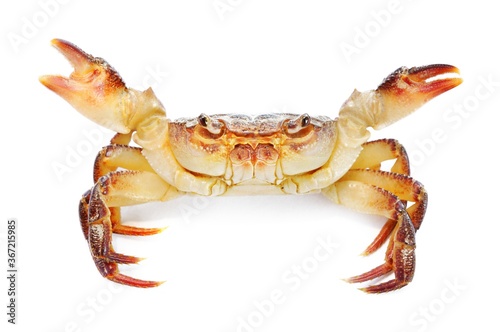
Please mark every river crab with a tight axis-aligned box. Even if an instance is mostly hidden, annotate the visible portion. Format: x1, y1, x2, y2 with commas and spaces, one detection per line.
40, 39, 462, 293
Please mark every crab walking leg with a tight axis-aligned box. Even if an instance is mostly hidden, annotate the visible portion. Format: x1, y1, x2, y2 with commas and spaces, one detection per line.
85, 170, 181, 287
322, 181, 416, 293
339, 169, 427, 255
80, 145, 164, 237
352, 139, 411, 175
345, 139, 424, 256
93, 145, 155, 182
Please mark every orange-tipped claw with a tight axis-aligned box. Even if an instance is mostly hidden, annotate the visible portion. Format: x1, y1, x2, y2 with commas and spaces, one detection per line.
373, 64, 462, 129
39, 39, 131, 133
378, 64, 462, 98
46, 39, 100, 74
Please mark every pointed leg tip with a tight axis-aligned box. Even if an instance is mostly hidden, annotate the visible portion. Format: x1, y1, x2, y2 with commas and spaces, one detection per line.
360, 242, 383, 256
357, 284, 389, 294
342, 277, 356, 284
110, 273, 165, 288
358, 286, 378, 294
50, 38, 64, 47
107, 252, 144, 265
358, 287, 371, 293
344, 263, 393, 284
358, 280, 407, 294
359, 249, 371, 257
38, 75, 51, 87
136, 279, 166, 288
151, 226, 169, 234
50, 37, 62, 44
112, 224, 168, 236
343, 275, 365, 284
344, 277, 403, 293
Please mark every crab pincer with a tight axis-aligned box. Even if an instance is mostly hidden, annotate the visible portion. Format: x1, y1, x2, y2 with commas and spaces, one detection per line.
39, 39, 165, 136
39, 39, 134, 133
374, 64, 463, 129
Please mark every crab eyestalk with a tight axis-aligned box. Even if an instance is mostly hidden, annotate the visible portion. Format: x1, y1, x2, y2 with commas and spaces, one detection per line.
39, 39, 165, 135
373, 64, 463, 129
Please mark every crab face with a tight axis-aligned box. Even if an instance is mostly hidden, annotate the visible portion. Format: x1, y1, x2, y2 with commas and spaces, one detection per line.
168, 113, 336, 184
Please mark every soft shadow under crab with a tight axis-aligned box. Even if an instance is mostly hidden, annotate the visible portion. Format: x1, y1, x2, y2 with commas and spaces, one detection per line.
40, 39, 462, 293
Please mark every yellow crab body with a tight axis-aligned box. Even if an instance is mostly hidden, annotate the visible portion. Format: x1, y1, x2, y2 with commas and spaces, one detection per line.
40, 39, 462, 293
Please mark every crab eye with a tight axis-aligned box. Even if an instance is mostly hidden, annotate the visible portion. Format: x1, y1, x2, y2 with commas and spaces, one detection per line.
198, 113, 209, 128
301, 114, 311, 127
198, 113, 209, 127
286, 113, 312, 134
197, 113, 223, 135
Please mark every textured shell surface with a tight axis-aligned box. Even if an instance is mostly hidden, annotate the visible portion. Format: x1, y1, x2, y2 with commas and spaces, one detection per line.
173, 113, 334, 136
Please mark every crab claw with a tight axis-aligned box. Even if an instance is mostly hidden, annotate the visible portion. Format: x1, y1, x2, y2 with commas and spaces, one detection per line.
40, 39, 138, 133
374, 64, 462, 129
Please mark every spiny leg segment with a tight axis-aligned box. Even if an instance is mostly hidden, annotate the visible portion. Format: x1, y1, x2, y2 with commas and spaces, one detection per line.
322, 139, 427, 293
79, 145, 181, 287
345, 139, 427, 253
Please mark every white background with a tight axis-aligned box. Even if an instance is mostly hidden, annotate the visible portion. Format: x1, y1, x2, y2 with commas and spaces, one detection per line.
2, 1, 499, 331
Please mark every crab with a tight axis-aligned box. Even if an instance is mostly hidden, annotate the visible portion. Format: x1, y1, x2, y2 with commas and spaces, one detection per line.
39, 39, 462, 293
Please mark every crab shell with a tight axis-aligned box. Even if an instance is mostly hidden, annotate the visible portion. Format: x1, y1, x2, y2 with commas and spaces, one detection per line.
168, 113, 336, 190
